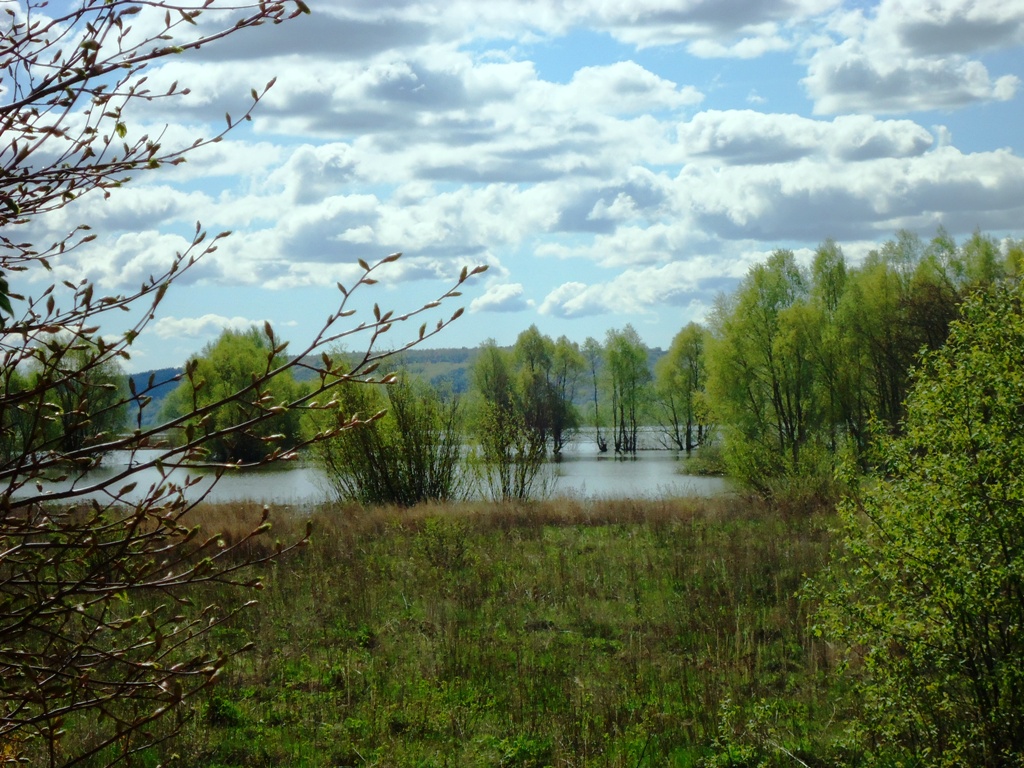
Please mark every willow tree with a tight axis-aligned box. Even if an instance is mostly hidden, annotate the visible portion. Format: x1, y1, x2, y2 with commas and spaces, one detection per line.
469, 340, 548, 501
0, 3, 483, 765
160, 327, 307, 463
705, 249, 818, 487
582, 336, 607, 452
510, 326, 583, 456
604, 325, 651, 455
653, 322, 709, 454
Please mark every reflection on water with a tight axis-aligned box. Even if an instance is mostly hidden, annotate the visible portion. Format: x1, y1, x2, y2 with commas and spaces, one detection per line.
22, 443, 733, 505
551, 451, 730, 499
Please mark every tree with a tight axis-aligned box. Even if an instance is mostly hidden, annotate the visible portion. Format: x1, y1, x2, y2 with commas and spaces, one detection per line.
0, 3, 485, 764
510, 326, 582, 456
705, 250, 816, 487
160, 327, 306, 463
653, 322, 708, 454
513, 326, 556, 447
840, 231, 942, 431
311, 371, 466, 507
807, 239, 866, 455
0, 337, 129, 461
817, 280, 1024, 766
469, 340, 547, 501
549, 335, 585, 455
581, 336, 607, 452
604, 325, 651, 455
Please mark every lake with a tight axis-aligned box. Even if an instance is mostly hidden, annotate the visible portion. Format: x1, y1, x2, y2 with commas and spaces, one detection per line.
22, 442, 733, 505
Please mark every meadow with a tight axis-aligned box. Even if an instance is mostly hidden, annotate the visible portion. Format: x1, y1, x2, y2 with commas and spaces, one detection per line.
130, 493, 856, 768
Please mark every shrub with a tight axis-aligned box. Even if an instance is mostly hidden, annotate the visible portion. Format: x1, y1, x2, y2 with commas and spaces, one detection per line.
312, 375, 467, 506
816, 281, 1024, 766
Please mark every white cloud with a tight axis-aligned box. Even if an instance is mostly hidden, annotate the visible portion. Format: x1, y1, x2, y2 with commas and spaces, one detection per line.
885, 0, 1024, 56
804, 0, 1023, 114
539, 282, 595, 318
678, 146, 1024, 241
17, 0, 1024, 368
539, 258, 738, 319
153, 314, 264, 339
562, 62, 704, 114
688, 30, 791, 59
585, 0, 841, 51
470, 282, 532, 313
676, 110, 933, 164
38, 232, 214, 293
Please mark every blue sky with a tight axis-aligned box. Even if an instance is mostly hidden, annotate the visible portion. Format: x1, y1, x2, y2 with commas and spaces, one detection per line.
18, 0, 1024, 371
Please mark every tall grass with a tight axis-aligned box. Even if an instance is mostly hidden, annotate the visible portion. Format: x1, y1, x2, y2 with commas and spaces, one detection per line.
77, 495, 852, 767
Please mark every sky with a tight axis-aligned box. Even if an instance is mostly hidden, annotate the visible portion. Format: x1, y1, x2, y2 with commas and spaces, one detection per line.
16, 0, 1024, 371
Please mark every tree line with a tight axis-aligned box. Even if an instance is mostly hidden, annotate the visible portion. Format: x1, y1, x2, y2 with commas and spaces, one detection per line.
706, 228, 1023, 495
15, 225, 1020, 508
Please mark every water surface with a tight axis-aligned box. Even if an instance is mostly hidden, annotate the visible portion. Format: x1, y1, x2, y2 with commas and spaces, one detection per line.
23, 444, 732, 505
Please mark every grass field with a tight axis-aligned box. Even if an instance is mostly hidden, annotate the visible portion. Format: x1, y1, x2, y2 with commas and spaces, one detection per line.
76, 494, 859, 767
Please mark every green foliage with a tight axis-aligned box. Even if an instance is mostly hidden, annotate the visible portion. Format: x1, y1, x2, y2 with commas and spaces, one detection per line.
470, 397, 550, 502
0, 270, 12, 318
705, 230, 1019, 499
604, 324, 652, 455
654, 322, 711, 454
705, 249, 821, 490
816, 281, 1024, 766
549, 334, 587, 453
162, 327, 306, 463
0, 336, 129, 464
502, 326, 584, 456
469, 340, 550, 501
311, 373, 467, 506
581, 336, 607, 452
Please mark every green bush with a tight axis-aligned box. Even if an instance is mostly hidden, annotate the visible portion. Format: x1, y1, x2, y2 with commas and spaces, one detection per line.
816, 282, 1024, 766
311, 375, 467, 506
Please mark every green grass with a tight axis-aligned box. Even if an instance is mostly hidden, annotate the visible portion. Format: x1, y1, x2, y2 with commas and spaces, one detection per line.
79, 496, 857, 767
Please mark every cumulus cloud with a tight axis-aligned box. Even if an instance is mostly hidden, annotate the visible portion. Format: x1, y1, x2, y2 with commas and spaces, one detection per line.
264, 144, 363, 204
562, 62, 704, 114
688, 29, 791, 59
679, 147, 1024, 241
470, 282, 532, 313
804, 0, 1023, 114
153, 314, 264, 339
539, 282, 597, 318
586, 0, 841, 51
886, 0, 1024, 56
23, 0, 1024, 369
539, 258, 738, 319
677, 110, 933, 164
37, 232, 217, 293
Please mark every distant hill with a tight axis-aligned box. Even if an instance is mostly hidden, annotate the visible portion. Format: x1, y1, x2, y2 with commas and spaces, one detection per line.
293, 346, 478, 393
128, 367, 182, 427
130, 347, 481, 423
130, 344, 665, 422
